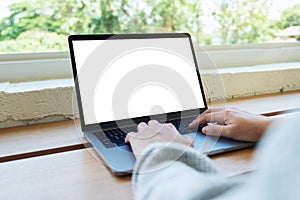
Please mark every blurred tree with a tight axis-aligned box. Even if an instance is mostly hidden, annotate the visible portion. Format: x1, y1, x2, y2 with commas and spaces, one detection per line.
0, 0, 136, 52
0, 0, 207, 53
0, 0, 290, 53
147, 0, 205, 43
212, 0, 273, 44
277, 3, 300, 29
0, 30, 67, 53
276, 3, 300, 41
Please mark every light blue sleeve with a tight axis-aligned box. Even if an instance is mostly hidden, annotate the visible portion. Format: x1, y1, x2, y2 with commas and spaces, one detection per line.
132, 143, 241, 200
133, 113, 300, 200
216, 112, 300, 200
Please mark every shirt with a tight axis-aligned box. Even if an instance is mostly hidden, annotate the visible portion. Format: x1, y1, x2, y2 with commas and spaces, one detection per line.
132, 112, 300, 200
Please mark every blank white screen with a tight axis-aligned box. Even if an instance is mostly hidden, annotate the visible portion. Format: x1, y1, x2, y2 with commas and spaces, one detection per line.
72, 37, 205, 125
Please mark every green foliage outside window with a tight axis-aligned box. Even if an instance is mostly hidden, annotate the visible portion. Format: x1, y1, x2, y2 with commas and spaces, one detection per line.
0, 0, 299, 53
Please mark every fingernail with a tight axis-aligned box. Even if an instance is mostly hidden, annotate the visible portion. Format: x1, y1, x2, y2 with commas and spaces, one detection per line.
202, 127, 207, 134
139, 122, 146, 127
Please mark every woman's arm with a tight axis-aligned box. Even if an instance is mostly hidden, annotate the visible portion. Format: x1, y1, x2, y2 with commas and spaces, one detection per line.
131, 143, 238, 200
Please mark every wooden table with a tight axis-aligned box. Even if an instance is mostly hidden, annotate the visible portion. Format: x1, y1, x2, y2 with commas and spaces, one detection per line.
1, 91, 300, 200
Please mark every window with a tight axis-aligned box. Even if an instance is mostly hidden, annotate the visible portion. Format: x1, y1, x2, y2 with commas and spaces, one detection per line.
0, 0, 300, 54
0, 0, 300, 129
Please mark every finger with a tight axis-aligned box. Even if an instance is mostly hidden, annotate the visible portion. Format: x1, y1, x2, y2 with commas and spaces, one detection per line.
201, 108, 224, 116
148, 120, 166, 134
189, 111, 226, 128
189, 113, 216, 128
203, 111, 226, 124
202, 125, 231, 138
125, 132, 136, 143
159, 123, 176, 135
189, 111, 213, 128
165, 123, 175, 129
137, 122, 147, 131
148, 120, 159, 126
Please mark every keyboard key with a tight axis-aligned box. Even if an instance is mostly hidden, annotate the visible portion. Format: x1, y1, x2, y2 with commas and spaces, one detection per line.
93, 131, 115, 148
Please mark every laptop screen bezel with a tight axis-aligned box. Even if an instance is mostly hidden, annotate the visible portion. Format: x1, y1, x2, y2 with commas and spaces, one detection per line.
68, 33, 208, 131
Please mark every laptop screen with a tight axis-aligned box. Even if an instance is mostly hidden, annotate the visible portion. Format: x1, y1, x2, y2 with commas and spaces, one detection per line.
70, 34, 206, 126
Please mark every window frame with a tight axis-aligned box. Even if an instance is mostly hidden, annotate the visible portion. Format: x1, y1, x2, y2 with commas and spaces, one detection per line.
0, 42, 300, 129
0, 42, 300, 82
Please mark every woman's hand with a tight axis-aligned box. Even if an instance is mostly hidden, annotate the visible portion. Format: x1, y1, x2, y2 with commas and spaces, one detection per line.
125, 120, 193, 158
189, 108, 274, 142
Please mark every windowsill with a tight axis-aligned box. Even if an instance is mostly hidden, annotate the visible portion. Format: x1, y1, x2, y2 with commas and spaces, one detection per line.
0, 78, 76, 128
202, 62, 300, 101
1, 62, 300, 129
1, 90, 300, 162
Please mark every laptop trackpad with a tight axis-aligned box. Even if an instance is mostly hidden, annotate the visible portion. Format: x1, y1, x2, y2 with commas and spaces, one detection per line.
185, 132, 249, 155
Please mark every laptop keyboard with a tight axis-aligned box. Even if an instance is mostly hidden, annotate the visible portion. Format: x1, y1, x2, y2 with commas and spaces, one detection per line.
103, 127, 135, 147
170, 118, 193, 134
93, 116, 199, 148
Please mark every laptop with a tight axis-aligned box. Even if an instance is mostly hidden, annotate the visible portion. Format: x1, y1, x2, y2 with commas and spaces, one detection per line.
68, 33, 252, 175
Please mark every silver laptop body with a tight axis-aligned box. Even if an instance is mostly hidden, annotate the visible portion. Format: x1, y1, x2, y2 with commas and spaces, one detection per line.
68, 33, 252, 176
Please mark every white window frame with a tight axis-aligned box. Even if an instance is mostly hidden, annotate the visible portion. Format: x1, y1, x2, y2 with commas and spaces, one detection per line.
0, 42, 300, 82
196, 42, 300, 69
